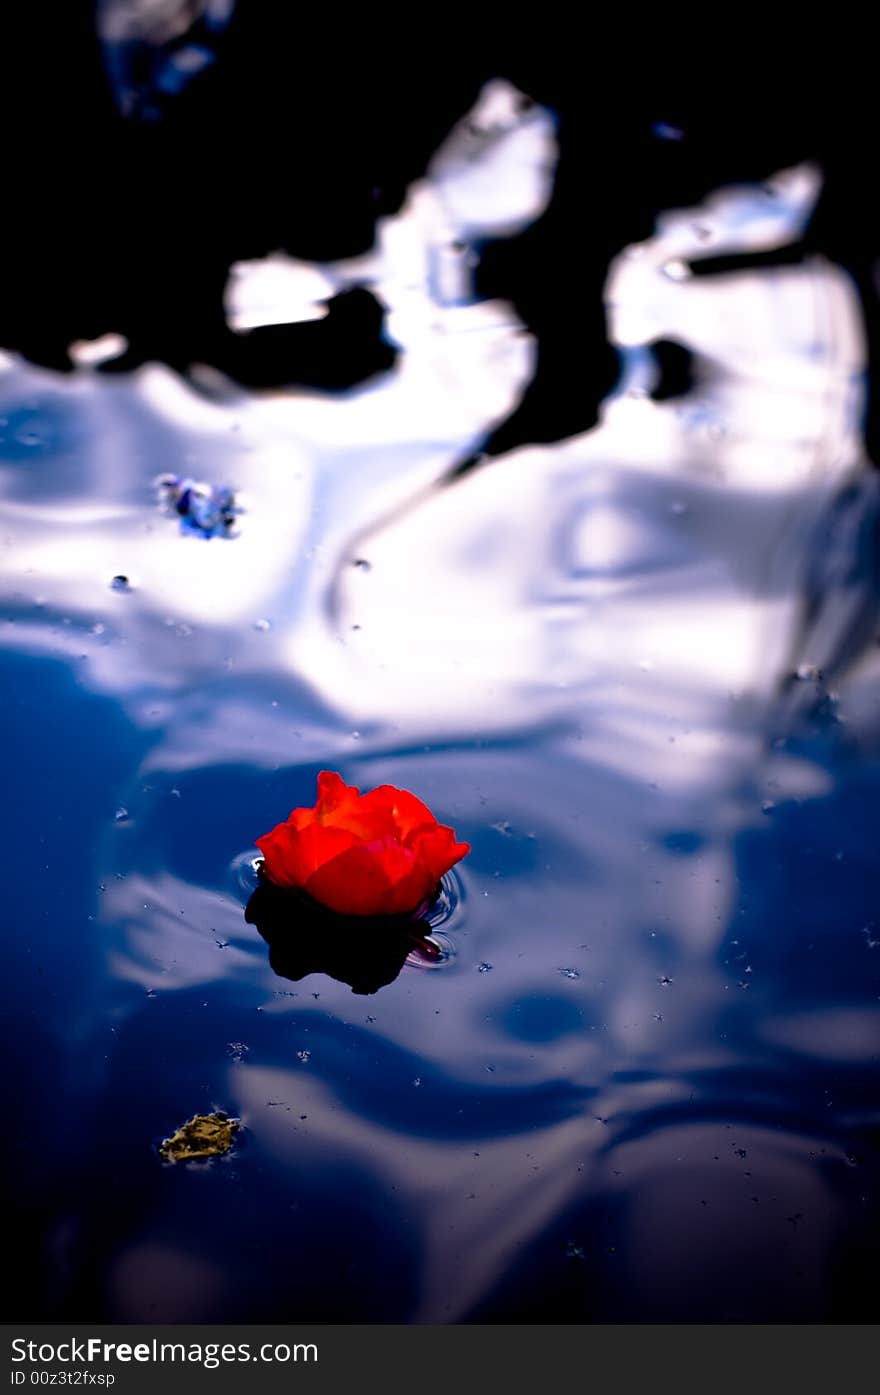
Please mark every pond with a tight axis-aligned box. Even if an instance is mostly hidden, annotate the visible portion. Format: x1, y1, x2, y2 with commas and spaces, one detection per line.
3, 94, 879, 1324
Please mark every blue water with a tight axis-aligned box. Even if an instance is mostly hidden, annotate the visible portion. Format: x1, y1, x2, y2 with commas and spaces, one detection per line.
3, 162, 880, 1324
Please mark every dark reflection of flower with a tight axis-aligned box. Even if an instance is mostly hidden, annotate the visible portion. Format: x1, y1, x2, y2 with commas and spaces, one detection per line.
245, 881, 441, 995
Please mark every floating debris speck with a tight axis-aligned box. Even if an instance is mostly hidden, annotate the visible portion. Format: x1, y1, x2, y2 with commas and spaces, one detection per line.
156, 474, 241, 539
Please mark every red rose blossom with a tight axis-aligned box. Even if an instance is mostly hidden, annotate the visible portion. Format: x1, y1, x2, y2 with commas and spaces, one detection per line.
255, 771, 470, 917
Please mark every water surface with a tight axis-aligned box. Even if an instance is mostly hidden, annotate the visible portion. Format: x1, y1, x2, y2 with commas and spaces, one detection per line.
3, 140, 879, 1324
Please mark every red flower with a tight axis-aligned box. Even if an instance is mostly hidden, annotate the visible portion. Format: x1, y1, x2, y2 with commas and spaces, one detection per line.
255, 771, 470, 917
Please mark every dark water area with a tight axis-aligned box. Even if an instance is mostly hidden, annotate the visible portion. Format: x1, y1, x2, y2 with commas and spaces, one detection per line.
2, 10, 880, 1326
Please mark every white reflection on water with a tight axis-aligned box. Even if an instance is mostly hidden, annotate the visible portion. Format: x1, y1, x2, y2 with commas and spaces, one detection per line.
2, 109, 861, 760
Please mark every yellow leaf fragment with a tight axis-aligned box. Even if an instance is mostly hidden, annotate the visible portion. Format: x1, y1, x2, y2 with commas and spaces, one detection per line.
159, 1112, 240, 1162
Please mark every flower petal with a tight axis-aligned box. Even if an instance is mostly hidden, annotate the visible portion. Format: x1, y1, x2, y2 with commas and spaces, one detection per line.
304, 837, 435, 917
320, 783, 398, 841
366, 785, 439, 838
315, 770, 360, 815
408, 823, 471, 882
279, 772, 363, 837
256, 820, 357, 888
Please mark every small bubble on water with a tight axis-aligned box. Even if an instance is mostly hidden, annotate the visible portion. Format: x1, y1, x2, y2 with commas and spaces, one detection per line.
658, 974, 674, 986
477, 961, 493, 973
761, 800, 776, 815
352, 558, 371, 571
412, 1076, 422, 1087
560, 967, 580, 980
114, 806, 129, 822
565, 1242, 585, 1260
91, 622, 105, 636
110, 575, 132, 593
795, 663, 820, 681
297, 1050, 311, 1064
253, 618, 271, 632
227, 1042, 249, 1062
